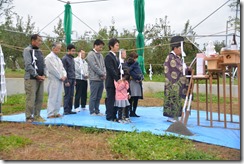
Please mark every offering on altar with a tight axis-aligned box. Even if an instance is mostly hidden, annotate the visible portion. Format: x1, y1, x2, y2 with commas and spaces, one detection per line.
196, 53, 205, 75
204, 55, 223, 70
205, 41, 216, 57
204, 41, 224, 70
220, 50, 240, 64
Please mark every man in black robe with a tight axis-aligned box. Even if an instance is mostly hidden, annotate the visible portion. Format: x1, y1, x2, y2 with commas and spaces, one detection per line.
163, 36, 191, 122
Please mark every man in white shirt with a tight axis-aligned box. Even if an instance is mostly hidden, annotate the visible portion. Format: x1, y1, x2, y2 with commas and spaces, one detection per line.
74, 49, 89, 112
45, 43, 67, 118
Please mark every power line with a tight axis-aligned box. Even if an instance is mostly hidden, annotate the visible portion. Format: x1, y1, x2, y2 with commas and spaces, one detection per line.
187, 0, 231, 35
39, 11, 64, 33
4, 28, 234, 40
3, 26, 236, 42
57, 0, 109, 4
72, 12, 105, 39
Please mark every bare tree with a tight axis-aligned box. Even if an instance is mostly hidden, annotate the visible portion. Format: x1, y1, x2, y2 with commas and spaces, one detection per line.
0, 0, 13, 20
228, 0, 240, 33
53, 18, 65, 42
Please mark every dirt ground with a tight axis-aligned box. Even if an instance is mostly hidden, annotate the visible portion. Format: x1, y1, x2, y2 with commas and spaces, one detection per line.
0, 97, 241, 160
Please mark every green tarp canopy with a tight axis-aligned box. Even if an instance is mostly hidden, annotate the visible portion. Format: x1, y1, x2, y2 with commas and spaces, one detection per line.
134, 0, 146, 74
64, 3, 72, 45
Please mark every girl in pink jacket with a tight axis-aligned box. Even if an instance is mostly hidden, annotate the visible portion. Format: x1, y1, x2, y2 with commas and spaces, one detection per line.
114, 74, 130, 123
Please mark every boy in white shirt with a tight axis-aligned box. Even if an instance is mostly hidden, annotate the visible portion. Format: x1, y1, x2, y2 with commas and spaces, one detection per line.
74, 49, 89, 112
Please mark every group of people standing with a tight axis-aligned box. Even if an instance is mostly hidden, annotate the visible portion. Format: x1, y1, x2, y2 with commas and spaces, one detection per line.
103, 38, 143, 123
23, 34, 143, 123
85, 38, 144, 123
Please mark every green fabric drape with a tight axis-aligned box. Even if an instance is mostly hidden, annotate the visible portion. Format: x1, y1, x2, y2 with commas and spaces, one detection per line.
134, 0, 146, 74
64, 3, 72, 45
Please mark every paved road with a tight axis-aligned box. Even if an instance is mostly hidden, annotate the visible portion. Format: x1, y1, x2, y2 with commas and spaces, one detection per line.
5, 78, 238, 97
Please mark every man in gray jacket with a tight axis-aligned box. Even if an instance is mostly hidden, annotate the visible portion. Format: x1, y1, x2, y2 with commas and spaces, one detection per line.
23, 34, 46, 122
86, 39, 106, 115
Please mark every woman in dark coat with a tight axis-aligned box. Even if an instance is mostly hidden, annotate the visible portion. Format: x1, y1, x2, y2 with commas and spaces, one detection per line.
127, 52, 143, 117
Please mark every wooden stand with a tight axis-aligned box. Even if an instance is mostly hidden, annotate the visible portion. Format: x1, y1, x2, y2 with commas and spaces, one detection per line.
220, 63, 240, 128
189, 50, 240, 128
220, 50, 240, 128
207, 69, 222, 127
192, 75, 209, 126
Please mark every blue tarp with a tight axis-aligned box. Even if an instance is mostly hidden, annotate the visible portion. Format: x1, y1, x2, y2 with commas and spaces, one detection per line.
1, 105, 240, 150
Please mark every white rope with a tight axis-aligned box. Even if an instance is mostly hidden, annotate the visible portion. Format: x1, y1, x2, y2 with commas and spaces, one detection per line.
32, 50, 38, 71
181, 41, 186, 76
118, 50, 124, 80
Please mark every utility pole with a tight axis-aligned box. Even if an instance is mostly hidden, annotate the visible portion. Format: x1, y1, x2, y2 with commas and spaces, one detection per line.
225, 0, 240, 47
234, 0, 239, 34
225, 20, 230, 47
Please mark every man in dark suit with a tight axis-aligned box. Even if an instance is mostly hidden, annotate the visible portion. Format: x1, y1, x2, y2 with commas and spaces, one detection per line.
104, 38, 120, 122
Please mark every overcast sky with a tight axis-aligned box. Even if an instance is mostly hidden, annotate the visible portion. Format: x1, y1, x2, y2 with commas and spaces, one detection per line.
11, 0, 240, 49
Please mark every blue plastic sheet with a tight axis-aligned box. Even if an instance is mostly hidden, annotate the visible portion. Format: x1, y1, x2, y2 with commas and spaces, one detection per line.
1, 105, 240, 150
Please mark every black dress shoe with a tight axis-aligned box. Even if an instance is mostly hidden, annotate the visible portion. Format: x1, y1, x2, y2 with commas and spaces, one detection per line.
130, 113, 140, 117
69, 111, 77, 114
106, 118, 118, 122
63, 112, 70, 115
134, 114, 140, 117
